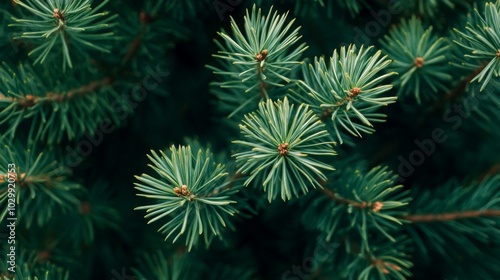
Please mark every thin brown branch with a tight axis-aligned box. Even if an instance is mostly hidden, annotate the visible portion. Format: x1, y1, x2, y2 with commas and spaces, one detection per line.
427, 64, 486, 117
206, 172, 243, 198
477, 163, 500, 183
122, 34, 144, 64
319, 108, 333, 121
256, 49, 269, 99
322, 187, 369, 209
0, 9, 158, 108
405, 209, 500, 223
122, 11, 158, 64
371, 64, 487, 166
318, 88, 361, 121
0, 77, 113, 108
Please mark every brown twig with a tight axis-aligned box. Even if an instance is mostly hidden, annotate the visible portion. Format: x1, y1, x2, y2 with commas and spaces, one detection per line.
426, 64, 486, 118
370, 64, 486, 166
477, 163, 500, 183
256, 49, 269, 98
319, 87, 362, 121
322, 187, 382, 211
0, 77, 113, 108
0, 9, 157, 108
405, 209, 500, 223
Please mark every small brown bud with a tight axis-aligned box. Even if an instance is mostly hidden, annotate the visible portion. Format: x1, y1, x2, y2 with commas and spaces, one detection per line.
256, 49, 269, 62
349, 87, 362, 97
261, 49, 268, 60
53, 8, 64, 20
414, 57, 424, 68
140, 11, 155, 24
37, 251, 51, 262
21, 94, 36, 107
181, 185, 188, 195
80, 201, 91, 215
372, 201, 383, 212
497, 49, 500, 58
173, 187, 182, 196
278, 142, 289, 156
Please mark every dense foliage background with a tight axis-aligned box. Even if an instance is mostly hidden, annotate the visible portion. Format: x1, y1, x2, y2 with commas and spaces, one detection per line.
1, 0, 500, 279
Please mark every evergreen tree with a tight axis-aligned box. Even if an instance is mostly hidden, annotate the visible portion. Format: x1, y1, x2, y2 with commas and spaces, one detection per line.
0, 0, 499, 279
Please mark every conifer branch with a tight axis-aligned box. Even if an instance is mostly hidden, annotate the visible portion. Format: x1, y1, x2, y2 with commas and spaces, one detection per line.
122, 10, 159, 64
208, 5, 307, 118
302, 165, 409, 248
0, 142, 82, 227
294, 45, 397, 144
11, 0, 119, 70
406, 209, 500, 223
453, 1, 500, 91
0, 77, 113, 107
321, 187, 383, 211
233, 97, 336, 202
380, 16, 452, 104
134, 145, 242, 251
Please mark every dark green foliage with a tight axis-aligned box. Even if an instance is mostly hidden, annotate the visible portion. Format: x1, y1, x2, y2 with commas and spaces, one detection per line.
132, 250, 193, 280
57, 182, 121, 246
401, 0, 471, 17
254, 0, 368, 17
454, 1, 500, 90
0, 250, 69, 280
0, 0, 499, 279
0, 63, 133, 144
0, 141, 81, 227
407, 175, 500, 260
380, 17, 452, 103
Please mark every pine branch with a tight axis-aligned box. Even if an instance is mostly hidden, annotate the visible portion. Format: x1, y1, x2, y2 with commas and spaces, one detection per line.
453, 1, 500, 91
321, 187, 381, 211
0, 76, 113, 107
11, 0, 119, 70
380, 16, 452, 104
0, 251, 70, 280
406, 210, 500, 222
293, 45, 397, 144
121, 10, 159, 64
406, 175, 500, 263
0, 62, 134, 144
0, 141, 82, 227
233, 97, 336, 202
53, 182, 121, 247
1, 1, 182, 144
208, 5, 307, 118
132, 250, 193, 280
302, 165, 410, 246
426, 63, 486, 117
478, 163, 500, 182
134, 145, 243, 251
315, 235, 413, 279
